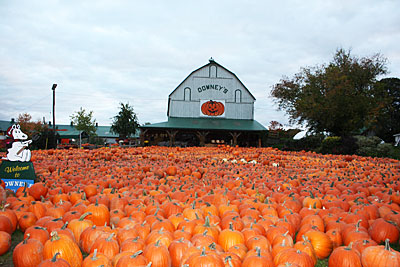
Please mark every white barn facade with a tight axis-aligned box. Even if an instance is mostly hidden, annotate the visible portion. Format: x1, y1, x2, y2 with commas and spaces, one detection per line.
140, 59, 267, 147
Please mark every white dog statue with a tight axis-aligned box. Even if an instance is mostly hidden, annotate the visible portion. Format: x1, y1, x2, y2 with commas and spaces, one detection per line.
5, 124, 32, 162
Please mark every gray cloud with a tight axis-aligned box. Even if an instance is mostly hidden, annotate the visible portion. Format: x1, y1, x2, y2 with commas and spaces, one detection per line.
1, 0, 399, 128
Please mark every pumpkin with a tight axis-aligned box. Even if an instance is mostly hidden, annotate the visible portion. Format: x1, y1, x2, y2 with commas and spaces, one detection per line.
361, 239, 400, 267
13, 236, 44, 267
38, 252, 71, 267
218, 222, 245, 251
28, 201, 47, 219
201, 100, 225, 116
184, 247, 224, 266
0, 206, 18, 232
0, 231, 11, 256
84, 199, 110, 226
89, 233, 119, 260
192, 216, 220, 241
0, 214, 13, 234
28, 182, 48, 201
368, 218, 399, 244
82, 248, 112, 267
242, 247, 274, 267
43, 231, 82, 267
18, 211, 37, 232
143, 240, 171, 267
301, 230, 332, 259
67, 212, 93, 243
24, 226, 50, 245
293, 238, 317, 265
115, 250, 147, 267
168, 237, 192, 267
328, 243, 362, 267
273, 248, 314, 267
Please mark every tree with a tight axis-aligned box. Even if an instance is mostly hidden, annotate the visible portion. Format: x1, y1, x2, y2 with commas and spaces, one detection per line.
70, 108, 97, 138
268, 120, 283, 131
271, 48, 387, 136
371, 78, 400, 142
16, 113, 46, 138
111, 103, 139, 139
16, 113, 58, 149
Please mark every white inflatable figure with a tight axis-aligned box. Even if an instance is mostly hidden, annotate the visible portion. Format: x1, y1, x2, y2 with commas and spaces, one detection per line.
5, 124, 32, 162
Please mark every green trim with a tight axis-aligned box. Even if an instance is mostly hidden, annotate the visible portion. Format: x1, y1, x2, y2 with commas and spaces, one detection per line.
140, 117, 267, 131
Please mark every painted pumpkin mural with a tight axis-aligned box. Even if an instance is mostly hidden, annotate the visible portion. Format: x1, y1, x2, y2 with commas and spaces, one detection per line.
201, 100, 225, 116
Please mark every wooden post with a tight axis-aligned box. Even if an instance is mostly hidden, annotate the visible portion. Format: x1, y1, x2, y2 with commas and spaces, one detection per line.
230, 132, 241, 146
167, 130, 178, 147
196, 131, 209, 146
52, 84, 57, 148
140, 129, 148, 146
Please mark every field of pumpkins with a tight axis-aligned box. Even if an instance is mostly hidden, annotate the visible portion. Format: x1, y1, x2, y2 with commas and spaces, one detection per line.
1, 145, 400, 267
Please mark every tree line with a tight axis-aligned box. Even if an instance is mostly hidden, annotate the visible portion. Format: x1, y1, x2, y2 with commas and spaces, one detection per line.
13, 102, 139, 149
271, 48, 400, 143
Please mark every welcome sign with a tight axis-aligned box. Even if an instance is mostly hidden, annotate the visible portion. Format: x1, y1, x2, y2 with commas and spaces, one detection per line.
0, 161, 36, 191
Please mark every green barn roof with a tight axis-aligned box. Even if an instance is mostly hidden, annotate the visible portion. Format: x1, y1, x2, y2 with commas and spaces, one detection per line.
141, 117, 267, 131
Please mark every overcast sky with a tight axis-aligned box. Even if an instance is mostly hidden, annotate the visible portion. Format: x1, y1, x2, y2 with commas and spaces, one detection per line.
1, 0, 399, 128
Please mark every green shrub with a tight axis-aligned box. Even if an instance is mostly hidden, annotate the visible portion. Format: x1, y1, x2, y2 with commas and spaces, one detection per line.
376, 143, 393, 157
280, 134, 324, 152
320, 136, 342, 154
354, 135, 397, 158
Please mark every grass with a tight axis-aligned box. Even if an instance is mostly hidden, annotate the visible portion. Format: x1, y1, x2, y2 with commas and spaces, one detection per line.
316, 258, 329, 267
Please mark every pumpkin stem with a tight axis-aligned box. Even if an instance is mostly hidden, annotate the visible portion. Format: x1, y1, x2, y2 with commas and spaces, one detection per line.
208, 242, 216, 250
91, 249, 99, 260
346, 242, 353, 250
79, 212, 92, 221
50, 231, 61, 241
131, 250, 143, 258
355, 219, 362, 230
61, 221, 68, 230
255, 246, 261, 257
22, 234, 30, 244
154, 207, 159, 216
225, 256, 234, 267
204, 216, 211, 227
385, 239, 391, 251
201, 247, 206, 256
106, 233, 115, 242
51, 252, 60, 262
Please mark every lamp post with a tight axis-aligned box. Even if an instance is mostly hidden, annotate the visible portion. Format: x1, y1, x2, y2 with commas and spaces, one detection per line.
52, 84, 57, 148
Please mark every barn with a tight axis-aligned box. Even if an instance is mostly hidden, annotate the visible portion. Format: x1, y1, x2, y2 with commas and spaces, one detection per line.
140, 58, 267, 147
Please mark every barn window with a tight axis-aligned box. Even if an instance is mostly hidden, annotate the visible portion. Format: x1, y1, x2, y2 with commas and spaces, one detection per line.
184, 87, 191, 101
210, 65, 217, 78
235, 89, 242, 103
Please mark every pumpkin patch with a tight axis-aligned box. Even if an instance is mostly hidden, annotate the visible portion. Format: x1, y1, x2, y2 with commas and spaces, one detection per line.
1, 145, 400, 266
